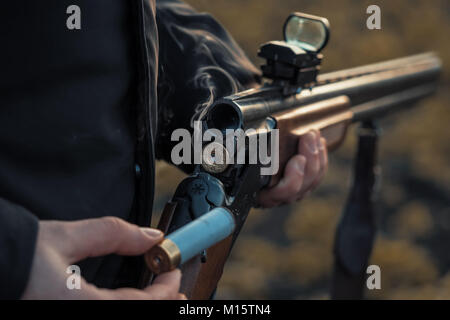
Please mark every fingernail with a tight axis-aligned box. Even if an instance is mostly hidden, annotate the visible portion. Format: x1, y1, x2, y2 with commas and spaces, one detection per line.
295, 158, 305, 175
316, 134, 322, 151
141, 228, 163, 238
306, 132, 318, 154
319, 137, 326, 150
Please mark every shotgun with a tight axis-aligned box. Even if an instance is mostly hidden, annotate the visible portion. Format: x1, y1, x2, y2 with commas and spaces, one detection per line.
144, 12, 441, 299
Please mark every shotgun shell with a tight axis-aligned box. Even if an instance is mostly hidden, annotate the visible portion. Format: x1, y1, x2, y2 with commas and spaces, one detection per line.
145, 207, 236, 274
145, 238, 181, 274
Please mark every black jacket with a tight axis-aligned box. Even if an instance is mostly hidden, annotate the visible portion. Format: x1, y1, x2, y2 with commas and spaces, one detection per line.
0, 0, 259, 299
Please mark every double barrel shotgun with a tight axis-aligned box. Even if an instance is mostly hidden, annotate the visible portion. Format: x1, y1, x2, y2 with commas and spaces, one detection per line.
144, 12, 442, 299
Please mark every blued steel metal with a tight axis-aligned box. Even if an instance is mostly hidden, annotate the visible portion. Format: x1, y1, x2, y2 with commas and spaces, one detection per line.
206, 53, 441, 131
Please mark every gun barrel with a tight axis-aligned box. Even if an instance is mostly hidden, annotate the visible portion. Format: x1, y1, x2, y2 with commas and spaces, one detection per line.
206, 53, 441, 130
351, 84, 437, 122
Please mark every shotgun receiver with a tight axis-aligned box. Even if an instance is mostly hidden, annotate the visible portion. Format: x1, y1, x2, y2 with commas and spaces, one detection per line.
145, 12, 441, 299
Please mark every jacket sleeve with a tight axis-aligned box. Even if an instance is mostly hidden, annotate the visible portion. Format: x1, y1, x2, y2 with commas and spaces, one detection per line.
154, 0, 261, 170
0, 198, 38, 299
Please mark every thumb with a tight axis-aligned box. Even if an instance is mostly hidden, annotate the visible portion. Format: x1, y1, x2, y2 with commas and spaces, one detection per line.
60, 217, 163, 263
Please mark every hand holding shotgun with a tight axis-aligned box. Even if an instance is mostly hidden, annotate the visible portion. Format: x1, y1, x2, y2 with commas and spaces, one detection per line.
144, 12, 441, 299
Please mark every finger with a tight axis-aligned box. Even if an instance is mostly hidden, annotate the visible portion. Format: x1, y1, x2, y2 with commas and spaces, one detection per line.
310, 137, 328, 191
92, 286, 172, 300
144, 269, 183, 300
319, 137, 328, 176
86, 269, 183, 300
60, 217, 163, 263
258, 155, 306, 207
152, 269, 182, 289
297, 130, 321, 194
101, 287, 161, 300
70, 270, 183, 300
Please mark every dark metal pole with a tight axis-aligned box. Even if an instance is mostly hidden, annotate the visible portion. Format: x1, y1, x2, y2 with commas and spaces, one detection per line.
331, 121, 380, 299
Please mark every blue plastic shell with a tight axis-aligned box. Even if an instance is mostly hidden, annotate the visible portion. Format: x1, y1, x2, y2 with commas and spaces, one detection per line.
167, 207, 236, 264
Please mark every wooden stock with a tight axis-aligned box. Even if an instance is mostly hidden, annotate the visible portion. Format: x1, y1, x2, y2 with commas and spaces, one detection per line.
270, 95, 353, 186
180, 236, 233, 299
156, 201, 177, 233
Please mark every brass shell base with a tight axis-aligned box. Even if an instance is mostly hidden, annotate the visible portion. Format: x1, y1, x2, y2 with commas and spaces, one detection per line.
145, 239, 181, 274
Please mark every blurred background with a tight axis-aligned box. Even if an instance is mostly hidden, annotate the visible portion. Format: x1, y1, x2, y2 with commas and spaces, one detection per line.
153, 0, 450, 299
